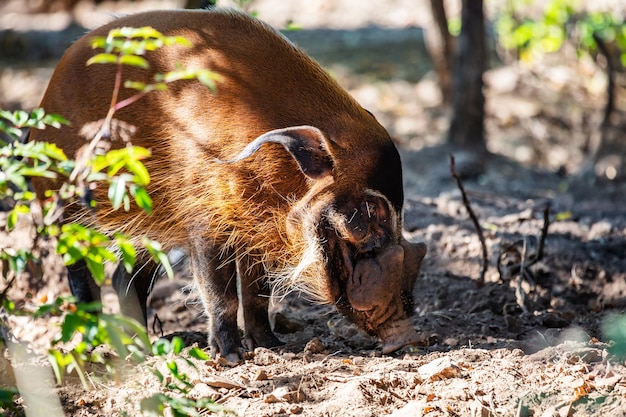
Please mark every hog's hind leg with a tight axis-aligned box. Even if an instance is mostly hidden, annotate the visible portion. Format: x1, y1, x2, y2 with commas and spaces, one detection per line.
67, 260, 102, 310
112, 259, 160, 327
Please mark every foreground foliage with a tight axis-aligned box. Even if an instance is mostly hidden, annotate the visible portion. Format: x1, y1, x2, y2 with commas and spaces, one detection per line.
1, 26, 223, 416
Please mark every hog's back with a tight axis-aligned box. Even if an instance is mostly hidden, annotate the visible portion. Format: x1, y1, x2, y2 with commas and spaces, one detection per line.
31, 9, 379, 250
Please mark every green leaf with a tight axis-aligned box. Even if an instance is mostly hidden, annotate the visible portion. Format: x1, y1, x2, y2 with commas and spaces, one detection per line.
124, 26, 162, 39
127, 344, 147, 363
163, 69, 196, 83
59, 245, 86, 266
123, 193, 131, 211
108, 158, 130, 178
153, 369, 165, 383
119, 54, 150, 69
40, 141, 68, 161
116, 236, 137, 273
143, 237, 173, 278
152, 338, 171, 356
132, 186, 153, 214
68, 353, 89, 389
6, 204, 30, 230
100, 316, 131, 359
0, 124, 22, 140
0, 388, 17, 408
126, 159, 151, 185
167, 360, 179, 375
75, 301, 102, 314
89, 36, 108, 49
171, 336, 185, 354
124, 80, 148, 91
90, 153, 113, 174
131, 146, 151, 160
48, 350, 68, 385
168, 36, 192, 47
162, 69, 221, 92
448, 16, 461, 37
118, 315, 151, 351
86, 53, 119, 66
135, 38, 164, 52
188, 347, 210, 361
85, 257, 106, 283
108, 176, 127, 210
197, 72, 219, 91
61, 313, 84, 343
42, 113, 69, 128
30, 107, 44, 120
6, 209, 18, 230
140, 393, 168, 417
555, 211, 572, 221
14, 110, 28, 126
284, 22, 302, 31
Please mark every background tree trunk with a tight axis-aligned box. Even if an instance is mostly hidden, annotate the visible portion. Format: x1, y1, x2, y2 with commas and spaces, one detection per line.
425, 0, 455, 103
446, 0, 487, 152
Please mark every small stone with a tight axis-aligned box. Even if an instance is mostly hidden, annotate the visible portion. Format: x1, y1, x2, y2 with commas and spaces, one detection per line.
443, 337, 459, 346
264, 393, 280, 404
203, 375, 245, 390
188, 383, 220, 401
304, 337, 326, 354
417, 357, 461, 381
256, 370, 270, 381
264, 386, 293, 403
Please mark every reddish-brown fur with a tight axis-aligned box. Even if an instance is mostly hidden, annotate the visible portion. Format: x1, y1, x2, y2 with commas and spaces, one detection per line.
30, 9, 426, 362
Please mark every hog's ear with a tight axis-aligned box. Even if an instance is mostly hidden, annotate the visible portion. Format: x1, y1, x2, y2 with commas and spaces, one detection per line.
220, 125, 334, 180
401, 240, 427, 283
399, 239, 427, 315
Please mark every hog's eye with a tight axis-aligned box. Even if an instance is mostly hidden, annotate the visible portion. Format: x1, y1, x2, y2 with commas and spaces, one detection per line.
363, 201, 376, 218
327, 196, 394, 254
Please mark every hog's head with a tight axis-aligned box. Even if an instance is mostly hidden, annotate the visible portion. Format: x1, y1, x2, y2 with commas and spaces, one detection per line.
226, 124, 427, 353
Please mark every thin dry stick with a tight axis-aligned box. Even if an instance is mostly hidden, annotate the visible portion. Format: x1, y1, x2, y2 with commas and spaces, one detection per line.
449, 153, 488, 286
537, 202, 550, 261
515, 237, 528, 314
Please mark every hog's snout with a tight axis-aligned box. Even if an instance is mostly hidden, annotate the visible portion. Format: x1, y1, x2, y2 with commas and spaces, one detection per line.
345, 241, 425, 353
348, 245, 404, 320
378, 317, 422, 354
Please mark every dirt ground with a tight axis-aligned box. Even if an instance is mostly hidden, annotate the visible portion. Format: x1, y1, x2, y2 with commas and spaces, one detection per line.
2, 0, 626, 416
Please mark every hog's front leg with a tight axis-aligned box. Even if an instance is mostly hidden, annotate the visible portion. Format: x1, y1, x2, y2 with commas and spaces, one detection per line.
190, 238, 242, 364
239, 255, 283, 350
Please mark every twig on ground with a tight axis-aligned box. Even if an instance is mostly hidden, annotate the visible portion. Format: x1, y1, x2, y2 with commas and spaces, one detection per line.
499, 203, 550, 310
0, 275, 17, 304
537, 202, 550, 261
514, 238, 528, 313
216, 388, 244, 404
449, 153, 488, 286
